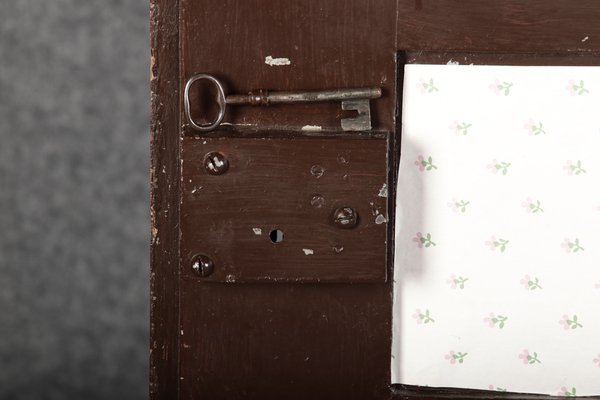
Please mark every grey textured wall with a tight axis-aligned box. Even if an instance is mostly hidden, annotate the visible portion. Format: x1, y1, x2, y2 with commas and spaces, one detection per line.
0, 1, 149, 399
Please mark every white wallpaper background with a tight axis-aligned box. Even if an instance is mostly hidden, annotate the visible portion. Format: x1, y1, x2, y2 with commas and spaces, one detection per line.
393, 65, 600, 396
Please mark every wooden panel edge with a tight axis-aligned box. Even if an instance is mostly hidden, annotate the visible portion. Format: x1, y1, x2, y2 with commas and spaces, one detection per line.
150, 0, 181, 399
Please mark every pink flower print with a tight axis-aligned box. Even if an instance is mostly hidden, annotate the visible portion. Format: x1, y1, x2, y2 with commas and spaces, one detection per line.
415, 155, 425, 171
484, 312, 508, 329
487, 159, 511, 175
520, 275, 542, 291
524, 119, 546, 135
558, 387, 577, 397
413, 232, 423, 248
485, 236, 496, 251
563, 160, 587, 175
524, 118, 546, 136
593, 354, 600, 367
445, 350, 467, 364
448, 198, 470, 213
413, 232, 436, 248
488, 385, 508, 392
566, 79, 589, 96
418, 78, 439, 93
559, 314, 583, 330
522, 197, 544, 213
412, 309, 435, 324
561, 238, 585, 253
490, 79, 513, 95
447, 274, 468, 290
449, 120, 472, 135
445, 350, 456, 364
485, 236, 509, 252
518, 349, 541, 364
414, 155, 437, 171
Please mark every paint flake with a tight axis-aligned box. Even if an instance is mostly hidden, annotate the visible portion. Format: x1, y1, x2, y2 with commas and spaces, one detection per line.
302, 248, 314, 255
301, 125, 322, 131
265, 56, 291, 66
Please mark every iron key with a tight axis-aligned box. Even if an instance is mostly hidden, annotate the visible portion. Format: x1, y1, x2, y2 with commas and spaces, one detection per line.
184, 74, 381, 132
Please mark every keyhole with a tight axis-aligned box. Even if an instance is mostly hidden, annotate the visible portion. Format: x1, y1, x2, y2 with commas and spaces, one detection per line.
269, 229, 284, 243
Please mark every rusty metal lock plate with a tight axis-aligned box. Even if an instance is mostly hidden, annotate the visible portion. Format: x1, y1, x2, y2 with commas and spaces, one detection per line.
180, 132, 389, 283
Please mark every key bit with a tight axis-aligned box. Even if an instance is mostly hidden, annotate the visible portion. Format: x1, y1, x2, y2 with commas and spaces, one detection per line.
341, 99, 372, 131
184, 73, 381, 132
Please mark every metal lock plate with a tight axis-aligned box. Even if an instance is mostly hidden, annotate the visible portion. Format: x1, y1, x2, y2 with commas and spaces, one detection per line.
180, 132, 389, 283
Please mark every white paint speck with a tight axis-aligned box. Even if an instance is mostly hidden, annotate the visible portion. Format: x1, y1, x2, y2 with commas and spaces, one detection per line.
225, 274, 236, 283
378, 183, 388, 198
447, 59, 459, 65
180, 330, 184, 335
375, 214, 387, 225
582, 36, 589, 42
252, 228, 262, 235
301, 125, 322, 132
265, 56, 291, 66
302, 248, 314, 255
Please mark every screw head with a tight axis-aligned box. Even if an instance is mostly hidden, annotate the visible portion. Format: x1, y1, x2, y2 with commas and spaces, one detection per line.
331, 207, 359, 229
191, 254, 214, 277
203, 152, 229, 175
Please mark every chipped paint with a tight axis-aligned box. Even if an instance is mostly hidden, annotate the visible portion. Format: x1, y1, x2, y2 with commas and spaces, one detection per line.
447, 59, 459, 65
150, 54, 157, 80
301, 125, 322, 131
582, 36, 590, 42
252, 227, 262, 235
375, 214, 387, 225
302, 248, 314, 255
225, 274, 236, 283
265, 56, 291, 66
378, 183, 388, 198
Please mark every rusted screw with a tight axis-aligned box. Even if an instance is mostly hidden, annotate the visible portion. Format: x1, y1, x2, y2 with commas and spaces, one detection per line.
203, 152, 229, 175
191, 254, 214, 277
331, 207, 359, 229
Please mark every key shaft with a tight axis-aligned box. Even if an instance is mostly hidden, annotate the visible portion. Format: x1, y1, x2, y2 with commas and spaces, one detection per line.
226, 87, 381, 106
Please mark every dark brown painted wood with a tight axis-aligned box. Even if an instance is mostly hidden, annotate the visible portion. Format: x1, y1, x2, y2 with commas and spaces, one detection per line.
150, 0, 180, 399
173, 1, 397, 399
397, 0, 600, 53
180, 132, 389, 283
151, 1, 600, 399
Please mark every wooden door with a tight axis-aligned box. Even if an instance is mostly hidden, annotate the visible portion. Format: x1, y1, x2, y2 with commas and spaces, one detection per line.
150, 1, 600, 399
